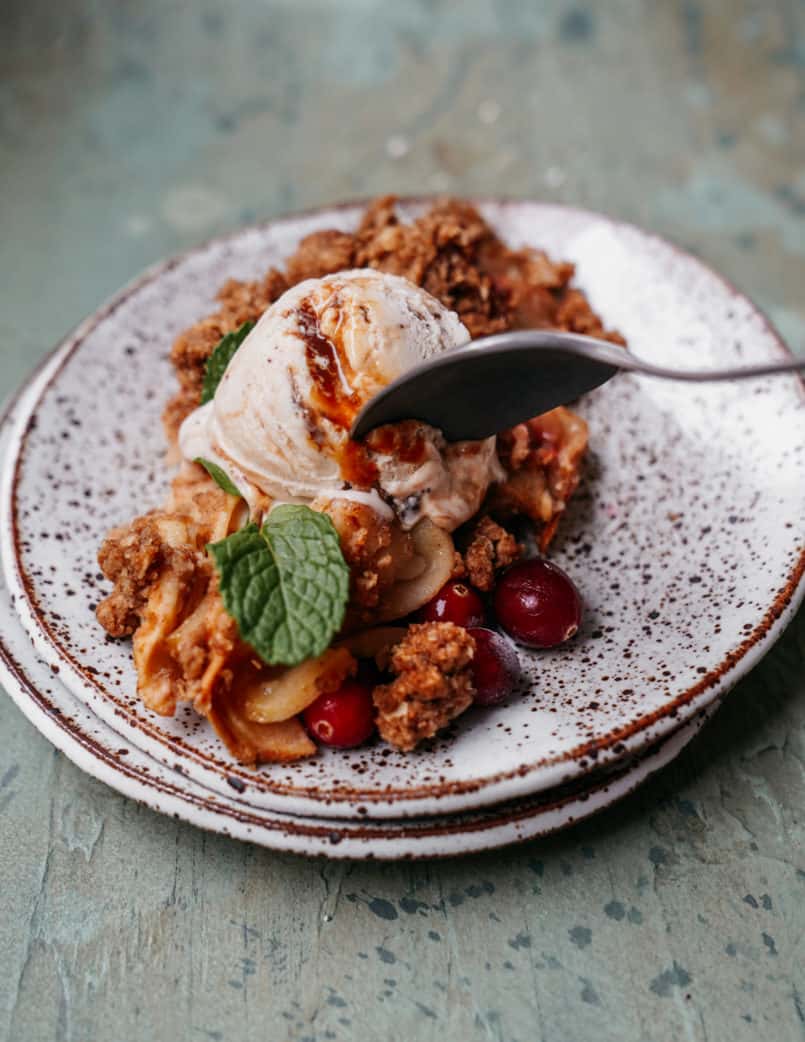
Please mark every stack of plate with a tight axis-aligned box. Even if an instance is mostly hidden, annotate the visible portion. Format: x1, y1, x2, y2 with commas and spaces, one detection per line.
2, 201, 802, 859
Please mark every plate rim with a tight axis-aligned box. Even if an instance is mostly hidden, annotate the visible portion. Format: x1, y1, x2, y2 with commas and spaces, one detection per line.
2, 196, 804, 818
0, 590, 716, 859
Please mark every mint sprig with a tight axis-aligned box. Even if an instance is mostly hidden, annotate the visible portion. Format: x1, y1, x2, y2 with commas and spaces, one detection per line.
201, 321, 255, 404
195, 457, 241, 497
208, 505, 350, 667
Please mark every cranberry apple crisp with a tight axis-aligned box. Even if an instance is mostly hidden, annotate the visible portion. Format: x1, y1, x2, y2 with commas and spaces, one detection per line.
97, 197, 623, 764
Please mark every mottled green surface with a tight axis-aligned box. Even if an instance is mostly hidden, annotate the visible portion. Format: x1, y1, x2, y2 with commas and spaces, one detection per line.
1, 2, 804, 1040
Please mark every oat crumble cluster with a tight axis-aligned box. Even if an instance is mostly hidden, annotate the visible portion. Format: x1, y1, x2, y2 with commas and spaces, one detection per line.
373, 623, 477, 752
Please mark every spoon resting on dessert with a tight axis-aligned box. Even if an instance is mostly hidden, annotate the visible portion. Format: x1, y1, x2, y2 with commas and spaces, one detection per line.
351, 330, 805, 442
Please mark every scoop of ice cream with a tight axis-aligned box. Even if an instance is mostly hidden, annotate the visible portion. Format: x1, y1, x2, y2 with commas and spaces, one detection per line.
179, 268, 502, 529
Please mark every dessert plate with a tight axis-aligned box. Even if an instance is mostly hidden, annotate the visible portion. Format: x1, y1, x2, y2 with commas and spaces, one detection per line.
0, 568, 715, 858
2, 199, 804, 821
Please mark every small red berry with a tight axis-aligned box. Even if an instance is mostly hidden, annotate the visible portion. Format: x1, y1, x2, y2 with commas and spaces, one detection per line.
420, 579, 486, 628
493, 559, 582, 649
303, 680, 376, 748
467, 627, 521, 706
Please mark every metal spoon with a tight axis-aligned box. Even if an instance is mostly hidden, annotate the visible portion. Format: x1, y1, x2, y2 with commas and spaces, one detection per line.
351, 330, 805, 442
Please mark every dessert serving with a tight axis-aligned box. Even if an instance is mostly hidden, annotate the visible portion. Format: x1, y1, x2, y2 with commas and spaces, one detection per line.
96, 197, 624, 765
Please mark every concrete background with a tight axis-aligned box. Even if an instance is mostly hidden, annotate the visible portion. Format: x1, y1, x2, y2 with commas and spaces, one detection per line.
1, 2, 803, 1039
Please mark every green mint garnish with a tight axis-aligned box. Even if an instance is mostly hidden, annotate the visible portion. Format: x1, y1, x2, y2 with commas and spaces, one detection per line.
201, 321, 255, 404
195, 458, 241, 498
208, 504, 350, 667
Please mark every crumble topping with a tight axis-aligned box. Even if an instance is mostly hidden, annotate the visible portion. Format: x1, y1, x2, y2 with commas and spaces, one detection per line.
97, 513, 202, 638
455, 515, 523, 592
321, 498, 414, 625
372, 622, 476, 751
96, 472, 244, 718
489, 406, 589, 547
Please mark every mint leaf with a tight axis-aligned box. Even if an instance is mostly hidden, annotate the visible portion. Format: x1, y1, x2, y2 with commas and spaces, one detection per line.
195, 457, 241, 497
208, 505, 350, 667
201, 321, 255, 404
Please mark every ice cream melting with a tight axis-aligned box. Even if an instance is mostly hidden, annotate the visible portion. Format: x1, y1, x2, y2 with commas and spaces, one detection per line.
179, 269, 503, 529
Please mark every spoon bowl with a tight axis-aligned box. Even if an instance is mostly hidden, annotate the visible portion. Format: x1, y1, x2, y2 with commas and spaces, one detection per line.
351, 330, 805, 442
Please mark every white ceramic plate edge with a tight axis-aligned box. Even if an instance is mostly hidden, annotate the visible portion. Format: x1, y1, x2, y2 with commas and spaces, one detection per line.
0, 585, 715, 859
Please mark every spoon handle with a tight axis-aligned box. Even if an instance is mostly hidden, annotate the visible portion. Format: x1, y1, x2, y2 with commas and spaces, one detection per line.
617, 349, 805, 382
477, 331, 805, 383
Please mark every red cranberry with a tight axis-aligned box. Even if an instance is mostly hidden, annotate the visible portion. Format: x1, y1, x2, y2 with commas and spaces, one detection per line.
467, 627, 521, 706
303, 680, 376, 748
420, 580, 486, 628
493, 559, 582, 648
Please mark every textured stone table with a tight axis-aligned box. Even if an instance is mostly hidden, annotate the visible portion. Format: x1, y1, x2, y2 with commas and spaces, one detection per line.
2, 2, 803, 1040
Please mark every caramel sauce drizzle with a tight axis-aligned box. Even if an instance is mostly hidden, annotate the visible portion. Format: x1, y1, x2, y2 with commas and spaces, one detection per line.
365, 420, 429, 465
338, 439, 379, 489
295, 296, 379, 489
297, 298, 362, 431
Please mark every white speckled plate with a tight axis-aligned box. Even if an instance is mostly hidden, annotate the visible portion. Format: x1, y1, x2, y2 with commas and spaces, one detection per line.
2, 199, 804, 823
0, 560, 716, 858
0, 357, 718, 858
